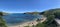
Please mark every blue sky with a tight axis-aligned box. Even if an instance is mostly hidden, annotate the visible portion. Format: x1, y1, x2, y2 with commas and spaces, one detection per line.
0, 0, 60, 13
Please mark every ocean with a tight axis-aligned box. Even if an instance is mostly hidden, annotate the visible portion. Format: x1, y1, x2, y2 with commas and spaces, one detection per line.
3, 13, 42, 25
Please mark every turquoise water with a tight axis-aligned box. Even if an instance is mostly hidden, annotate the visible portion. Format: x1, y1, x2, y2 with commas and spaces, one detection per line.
3, 13, 41, 25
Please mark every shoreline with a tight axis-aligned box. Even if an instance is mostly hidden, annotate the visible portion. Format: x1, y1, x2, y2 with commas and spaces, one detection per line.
8, 19, 38, 27
7, 18, 37, 26
8, 16, 47, 27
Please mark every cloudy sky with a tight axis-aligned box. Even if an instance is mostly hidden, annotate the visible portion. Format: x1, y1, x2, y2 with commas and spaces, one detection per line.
0, 0, 60, 13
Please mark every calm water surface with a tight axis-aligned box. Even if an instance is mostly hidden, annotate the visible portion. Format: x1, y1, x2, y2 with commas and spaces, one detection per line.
3, 13, 42, 25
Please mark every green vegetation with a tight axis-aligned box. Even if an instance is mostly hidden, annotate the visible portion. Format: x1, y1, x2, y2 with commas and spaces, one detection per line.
41, 8, 60, 19
39, 8, 60, 27
25, 8, 60, 27
24, 26, 30, 27
35, 23, 47, 27
0, 12, 7, 27
40, 8, 60, 27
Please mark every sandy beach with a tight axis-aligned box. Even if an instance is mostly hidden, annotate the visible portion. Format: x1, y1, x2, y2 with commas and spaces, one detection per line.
8, 17, 46, 27
8, 20, 38, 27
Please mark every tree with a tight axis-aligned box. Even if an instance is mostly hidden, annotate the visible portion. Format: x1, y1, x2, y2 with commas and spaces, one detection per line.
0, 12, 7, 27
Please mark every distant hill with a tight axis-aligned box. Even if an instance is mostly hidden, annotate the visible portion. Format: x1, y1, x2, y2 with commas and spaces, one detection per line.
1, 12, 9, 16
40, 8, 60, 19
24, 12, 40, 15
37, 8, 60, 27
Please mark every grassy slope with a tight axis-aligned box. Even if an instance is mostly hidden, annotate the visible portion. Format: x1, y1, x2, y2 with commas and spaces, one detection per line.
39, 8, 60, 27
25, 8, 60, 27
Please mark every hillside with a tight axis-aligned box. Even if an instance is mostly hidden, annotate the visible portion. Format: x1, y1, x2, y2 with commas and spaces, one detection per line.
24, 8, 60, 27
39, 8, 60, 27
40, 8, 60, 19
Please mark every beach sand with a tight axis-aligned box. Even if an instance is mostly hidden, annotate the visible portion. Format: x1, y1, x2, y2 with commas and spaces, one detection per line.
8, 20, 38, 27
8, 17, 46, 27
